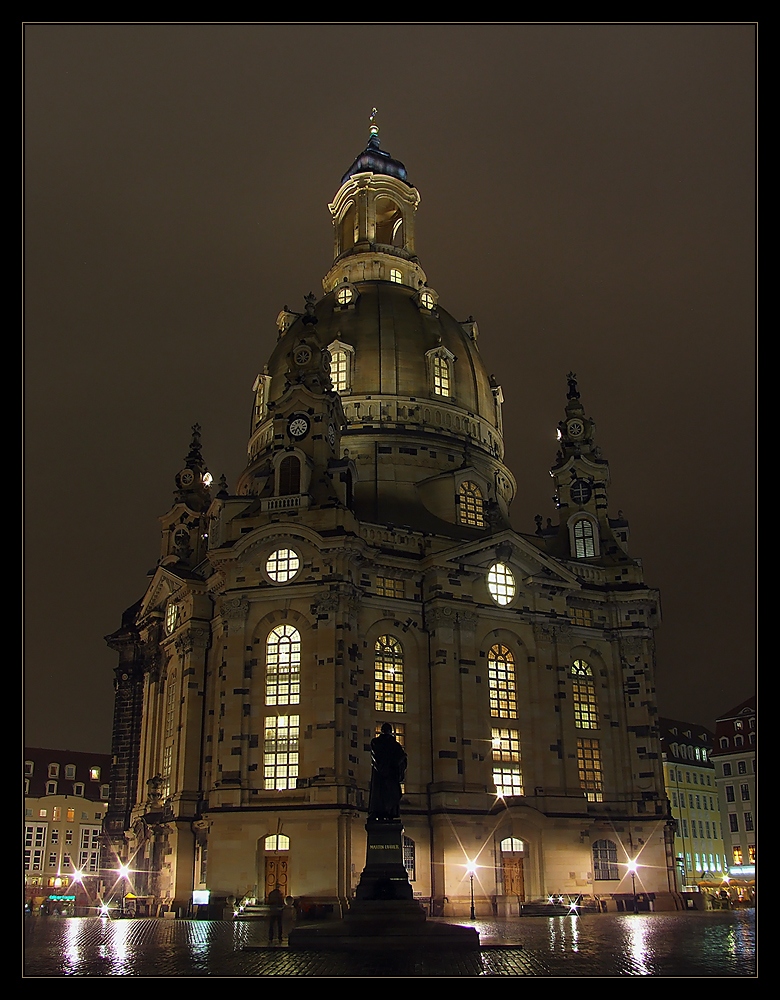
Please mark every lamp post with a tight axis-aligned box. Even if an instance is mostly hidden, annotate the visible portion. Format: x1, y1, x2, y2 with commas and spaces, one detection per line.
627, 860, 638, 913
466, 863, 476, 920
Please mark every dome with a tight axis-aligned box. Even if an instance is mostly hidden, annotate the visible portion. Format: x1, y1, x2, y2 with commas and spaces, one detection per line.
266, 282, 497, 436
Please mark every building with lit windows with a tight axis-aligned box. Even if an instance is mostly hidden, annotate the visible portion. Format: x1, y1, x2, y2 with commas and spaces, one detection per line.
711, 697, 756, 893
658, 720, 727, 889
105, 123, 677, 918
24, 747, 111, 915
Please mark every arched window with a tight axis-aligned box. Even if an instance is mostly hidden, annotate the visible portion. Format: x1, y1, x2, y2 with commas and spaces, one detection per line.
389, 268, 402, 284
374, 635, 404, 712
458, 481, 485, 527
265, 834, 290, 851
573, 518, 596, 558
592, 839, 619, 880
340, 201, 357, 252
331, 349, 349, 391
266, 625, 301, 706
375, 197, 404, 247
432, 355, 450, 396
571, 659, 599, 729
279, 455, 301, 496
488, 644, 517, 718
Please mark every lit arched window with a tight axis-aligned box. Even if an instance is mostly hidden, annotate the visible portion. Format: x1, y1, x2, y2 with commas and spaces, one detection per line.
573, 518, 596, 558
375, 197, 404, 246
571, 659, 599, 729
264, 834, 290, 851
577, 738, 603, 801
458, 481, 485, 527
374, 635, 404, 712
331, 349, 349, 391
279, 456, 301, 496
488, 644, 517, 718
389, 268, 402, 284
432, 355, 450, 396
266, 625, 301, 706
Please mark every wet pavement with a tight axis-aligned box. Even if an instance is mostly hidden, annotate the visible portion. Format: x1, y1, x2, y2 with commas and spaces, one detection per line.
23, 910, 756, 977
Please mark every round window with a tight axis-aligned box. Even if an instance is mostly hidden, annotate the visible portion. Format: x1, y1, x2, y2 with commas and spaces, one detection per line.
487, 562, 516, 606
266, 547, 301, 583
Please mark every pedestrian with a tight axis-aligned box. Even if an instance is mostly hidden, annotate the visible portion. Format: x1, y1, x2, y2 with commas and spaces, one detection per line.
267, 886, 284, 944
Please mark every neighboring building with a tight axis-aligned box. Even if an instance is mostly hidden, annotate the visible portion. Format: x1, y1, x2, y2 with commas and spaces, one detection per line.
24, 747, 111, 915
105, 123, 677, 918
711, 697, 756, 882
659, 719, 727, 887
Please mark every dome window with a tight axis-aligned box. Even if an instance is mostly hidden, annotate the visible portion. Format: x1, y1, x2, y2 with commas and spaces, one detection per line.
426, 346, 455, 399
570, 516, 598, 558
458, 481, 485, 527
389, 268, 402, 284
327, 340, 355, 392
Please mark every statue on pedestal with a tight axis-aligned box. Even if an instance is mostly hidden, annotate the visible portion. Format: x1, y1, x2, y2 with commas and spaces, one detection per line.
368, 723, 407, 821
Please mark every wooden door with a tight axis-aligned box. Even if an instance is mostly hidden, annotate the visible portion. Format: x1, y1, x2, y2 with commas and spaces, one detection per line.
264, 856, 289, 901
503, 856, 525, 900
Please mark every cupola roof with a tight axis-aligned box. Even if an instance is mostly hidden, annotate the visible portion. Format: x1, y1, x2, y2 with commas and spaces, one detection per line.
340, 111, 411, 187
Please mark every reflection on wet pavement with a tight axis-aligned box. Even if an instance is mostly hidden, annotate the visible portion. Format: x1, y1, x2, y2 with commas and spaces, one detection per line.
24, 911, 756, 977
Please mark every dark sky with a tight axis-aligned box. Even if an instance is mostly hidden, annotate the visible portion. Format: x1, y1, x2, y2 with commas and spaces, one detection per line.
24, 23, 756, 753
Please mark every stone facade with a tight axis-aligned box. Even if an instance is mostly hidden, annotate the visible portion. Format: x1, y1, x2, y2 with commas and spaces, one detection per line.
105, 126, 676, 918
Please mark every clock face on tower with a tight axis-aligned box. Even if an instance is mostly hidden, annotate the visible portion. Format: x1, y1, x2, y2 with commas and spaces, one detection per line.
179, 469, 194, 487
567, 419, 585, 439
294, 346, 312, 366
287, 413, 310, 440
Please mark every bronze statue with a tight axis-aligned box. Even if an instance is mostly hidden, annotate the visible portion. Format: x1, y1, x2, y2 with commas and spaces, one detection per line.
368, 723, 407, 821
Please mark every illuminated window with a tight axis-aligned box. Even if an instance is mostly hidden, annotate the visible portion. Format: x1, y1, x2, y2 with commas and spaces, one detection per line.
264, 715, 299, 790
266, 548, 300, 583
488, 644, 517, 718
376, 576, 404, 598
458, 481, 485, 527
592, 839, 619, 880
376, 721, 405, 746
374, 635, 404, 712
573, 518, 596, 558
577, 738, 603, 801
264, 834, 290, 851
487, 563, 515, 606
732, 846, 743, 865
266, 625, 301, 706
331, 350, 349, 391
492, 727, 523, 797
420, 289, 435, 310
432, 354, 450, 396
569, 607, 593, 627
165, 600, 179, 635
571, 659, 599, 729
748, 845, 755, 862
389, 268, 402, 284
335, 286, 354, 306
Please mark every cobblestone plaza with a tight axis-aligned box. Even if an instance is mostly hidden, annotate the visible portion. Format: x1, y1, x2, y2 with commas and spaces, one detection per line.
24, 912, 756, 977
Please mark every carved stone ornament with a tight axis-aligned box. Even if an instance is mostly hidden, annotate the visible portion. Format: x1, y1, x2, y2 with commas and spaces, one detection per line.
174, 624, 211, 656
426, 606, 456, 628
219, 597, 250, 633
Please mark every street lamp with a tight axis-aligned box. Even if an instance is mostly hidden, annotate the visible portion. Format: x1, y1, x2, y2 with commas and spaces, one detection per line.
627, 860, 638, 913
466, 862, 476, 920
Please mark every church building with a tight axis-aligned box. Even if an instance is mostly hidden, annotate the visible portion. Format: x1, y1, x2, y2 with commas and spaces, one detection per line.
104, 122, 677, 917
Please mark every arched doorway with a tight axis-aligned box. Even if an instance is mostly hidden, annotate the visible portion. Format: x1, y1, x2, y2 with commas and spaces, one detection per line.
500, 837, 526, 901
263, 834, 290, 902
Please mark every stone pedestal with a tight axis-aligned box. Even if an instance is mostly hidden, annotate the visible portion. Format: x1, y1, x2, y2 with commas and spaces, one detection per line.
288, 820, 479, 951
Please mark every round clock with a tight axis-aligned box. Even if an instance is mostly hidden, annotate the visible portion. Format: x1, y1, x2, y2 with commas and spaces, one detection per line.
570, 479, 592, 505
567, 419, 584, 438
179, 469, 194, 487
288, 414, 310, 439
294, 346, 312, 366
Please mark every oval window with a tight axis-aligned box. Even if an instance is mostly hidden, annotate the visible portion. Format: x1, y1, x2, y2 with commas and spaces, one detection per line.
266, 548, 301, 583
487, 562, 515, 606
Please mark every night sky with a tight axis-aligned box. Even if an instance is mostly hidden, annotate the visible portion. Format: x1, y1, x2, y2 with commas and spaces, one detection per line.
24, 23, 756, 753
